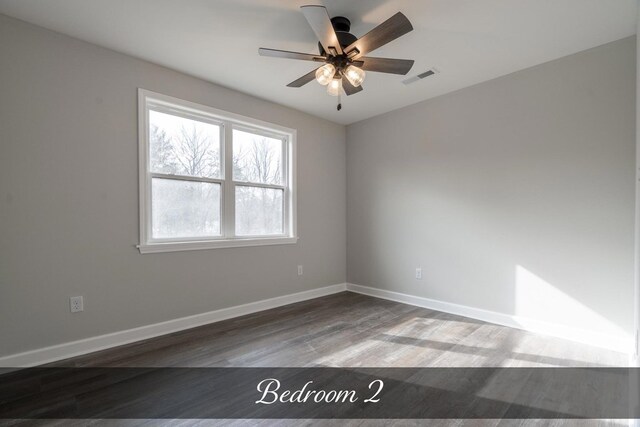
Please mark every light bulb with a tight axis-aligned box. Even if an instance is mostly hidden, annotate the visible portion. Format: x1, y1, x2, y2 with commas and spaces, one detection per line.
315, 64, 336, 86
344, 65, 365, 87
327, 78, 342, 96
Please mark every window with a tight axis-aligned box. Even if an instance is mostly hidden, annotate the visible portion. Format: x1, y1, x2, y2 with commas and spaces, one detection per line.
138, 89, 296, 253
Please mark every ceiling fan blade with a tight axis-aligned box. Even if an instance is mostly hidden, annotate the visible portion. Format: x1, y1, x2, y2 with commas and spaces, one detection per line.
287, 68, 320, 88
300, 5, 343, 56
359, 57, 414, 75
342, 78, 363, 96
344, 12, 413, 59
259, 48, 325, 62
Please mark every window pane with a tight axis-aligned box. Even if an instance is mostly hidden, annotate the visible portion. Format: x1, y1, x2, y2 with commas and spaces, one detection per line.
233, 129, 283, 185
235, 186, 284, 236
149, 110, 221, 179
152, 178, 221, 239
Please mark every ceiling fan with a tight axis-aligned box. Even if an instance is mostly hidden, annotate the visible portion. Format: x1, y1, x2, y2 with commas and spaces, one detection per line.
259, 5, 415, 111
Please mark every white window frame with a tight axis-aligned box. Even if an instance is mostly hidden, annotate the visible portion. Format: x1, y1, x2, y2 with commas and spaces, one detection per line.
137, 89, 297, 254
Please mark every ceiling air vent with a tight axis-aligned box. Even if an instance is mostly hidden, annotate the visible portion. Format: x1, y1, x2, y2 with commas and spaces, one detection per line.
403, 68, 439, 85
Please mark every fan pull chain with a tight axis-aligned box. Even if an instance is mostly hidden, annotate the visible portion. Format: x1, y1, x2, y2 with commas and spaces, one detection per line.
337, 91, 342, 111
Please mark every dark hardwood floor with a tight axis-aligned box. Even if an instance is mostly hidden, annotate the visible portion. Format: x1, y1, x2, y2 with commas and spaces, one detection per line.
4, 292, 628, 427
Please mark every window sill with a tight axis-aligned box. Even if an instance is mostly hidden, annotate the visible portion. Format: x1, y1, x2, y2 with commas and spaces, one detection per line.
137, 236, 298, 254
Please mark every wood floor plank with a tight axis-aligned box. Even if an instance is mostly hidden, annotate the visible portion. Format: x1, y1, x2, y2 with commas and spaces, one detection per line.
27, 292, 627, 426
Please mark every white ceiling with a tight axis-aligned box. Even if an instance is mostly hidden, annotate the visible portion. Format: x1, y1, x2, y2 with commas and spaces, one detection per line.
0, 0, 636, 124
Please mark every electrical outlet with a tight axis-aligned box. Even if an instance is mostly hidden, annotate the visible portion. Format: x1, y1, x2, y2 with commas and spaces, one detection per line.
415, 268, 422, 280
297, 265, 303, 276
70, 296, 84, 313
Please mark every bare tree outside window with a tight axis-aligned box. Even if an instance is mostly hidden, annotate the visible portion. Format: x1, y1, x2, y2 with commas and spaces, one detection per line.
149, 110, 221, 179
149, 124, 177, 175
152, 179, 220, 238
149, 110, 222, 238
233, 129, 282, 185
233, 129, 284, 235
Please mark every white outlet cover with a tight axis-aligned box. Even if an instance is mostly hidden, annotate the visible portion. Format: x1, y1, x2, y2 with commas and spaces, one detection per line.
415, 268, 423, 280
70, 296, 84, 313
297, 265, 303, 276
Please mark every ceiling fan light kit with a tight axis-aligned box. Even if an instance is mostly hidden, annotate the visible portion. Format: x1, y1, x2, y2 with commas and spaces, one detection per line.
344, 65, 365, 87
259, 4, 415, 111
327, 77, 342, 96
315, 63, 336, 85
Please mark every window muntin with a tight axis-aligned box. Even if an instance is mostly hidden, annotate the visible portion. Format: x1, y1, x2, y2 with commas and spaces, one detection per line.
138, 89, 296, 253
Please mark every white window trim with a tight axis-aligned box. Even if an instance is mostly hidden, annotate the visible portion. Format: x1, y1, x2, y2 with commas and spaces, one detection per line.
137, 89, 297, 254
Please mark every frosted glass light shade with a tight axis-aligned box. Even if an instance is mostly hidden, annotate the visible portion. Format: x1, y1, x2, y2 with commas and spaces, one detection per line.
327, 78, 342, 96
315, 64, 336, 86
344, 65, 365, 87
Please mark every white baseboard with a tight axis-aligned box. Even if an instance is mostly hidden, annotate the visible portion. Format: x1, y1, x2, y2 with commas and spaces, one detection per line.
1, 281, 631, 367
0, 283, 347, 368
346, 283, 633, 355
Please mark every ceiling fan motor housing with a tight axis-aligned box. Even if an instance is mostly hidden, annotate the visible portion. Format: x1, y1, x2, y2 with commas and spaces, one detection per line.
317, 16, 358, 56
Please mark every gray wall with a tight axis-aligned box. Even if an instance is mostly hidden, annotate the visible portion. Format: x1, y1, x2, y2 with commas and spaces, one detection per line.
0, 15, 346, 357
635, 9, 640, 361
347, 37, 637, 340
